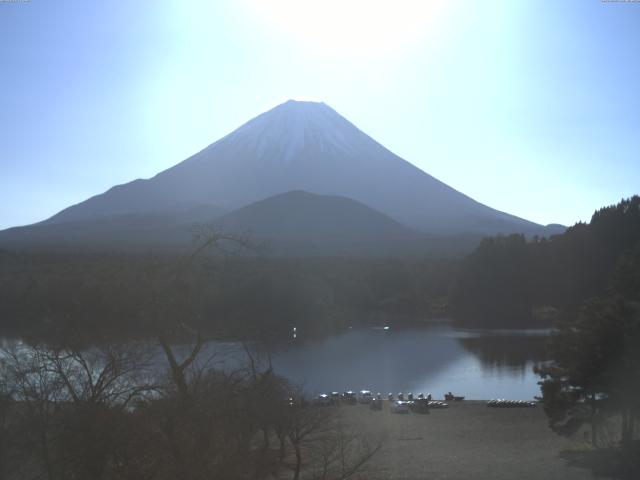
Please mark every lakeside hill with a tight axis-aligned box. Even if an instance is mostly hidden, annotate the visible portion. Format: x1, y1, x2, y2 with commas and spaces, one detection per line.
213, 190, 425, 256
0, 100, 563, 255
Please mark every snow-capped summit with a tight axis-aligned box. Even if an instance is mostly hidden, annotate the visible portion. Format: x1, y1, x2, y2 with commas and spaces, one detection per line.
217, 100, 363, 162
38, 99, 552, 236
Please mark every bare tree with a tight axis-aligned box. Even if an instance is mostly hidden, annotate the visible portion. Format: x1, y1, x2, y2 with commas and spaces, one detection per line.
284, 395, 334, 480
1, 343, 66, 480
309, 420, 384, 480
0, 341, 156, 480
0, 226, 383, 480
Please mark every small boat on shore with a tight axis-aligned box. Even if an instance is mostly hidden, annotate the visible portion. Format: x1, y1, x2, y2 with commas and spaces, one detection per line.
444, 392, 465, 402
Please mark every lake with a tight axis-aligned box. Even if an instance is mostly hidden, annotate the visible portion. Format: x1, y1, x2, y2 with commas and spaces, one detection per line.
213, 324, 549, 401
1, 324, 549, 401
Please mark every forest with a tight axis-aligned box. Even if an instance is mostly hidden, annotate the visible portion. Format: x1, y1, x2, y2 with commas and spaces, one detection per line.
0, 249, 454, 342
2, 196, 639, 339
451, 196, 640, 328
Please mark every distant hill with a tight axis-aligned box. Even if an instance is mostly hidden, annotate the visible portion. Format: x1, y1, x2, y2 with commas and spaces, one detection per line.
213, 190, 425, 256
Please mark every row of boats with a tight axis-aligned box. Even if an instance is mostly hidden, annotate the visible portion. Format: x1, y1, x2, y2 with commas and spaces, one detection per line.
312, 391, 537, 411
486, 399, 537, 408
314, 390, 448, 404
313, 390, 455, 413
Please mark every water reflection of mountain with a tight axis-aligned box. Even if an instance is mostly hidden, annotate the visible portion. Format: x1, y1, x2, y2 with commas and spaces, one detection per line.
458, 334, 548, 370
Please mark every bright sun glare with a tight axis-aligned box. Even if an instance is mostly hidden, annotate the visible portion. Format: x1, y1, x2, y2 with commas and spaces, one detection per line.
240, 0, 451, 57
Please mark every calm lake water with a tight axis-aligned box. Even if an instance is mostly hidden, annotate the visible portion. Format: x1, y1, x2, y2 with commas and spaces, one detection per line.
214, 324, 549, 401
1, 324, 549, 401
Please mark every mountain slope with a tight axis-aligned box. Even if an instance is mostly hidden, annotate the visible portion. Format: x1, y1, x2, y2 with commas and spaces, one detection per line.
41, 100, 557, 236
0, 204, 225, 251
0, 191, 429, 256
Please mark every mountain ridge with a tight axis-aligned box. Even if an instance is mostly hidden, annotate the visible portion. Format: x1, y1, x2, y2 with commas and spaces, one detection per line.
2, 99, 565, 254
41, 100, 556, 236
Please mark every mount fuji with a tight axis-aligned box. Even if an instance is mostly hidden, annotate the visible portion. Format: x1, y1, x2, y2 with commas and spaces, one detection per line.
0, 100, 562, 254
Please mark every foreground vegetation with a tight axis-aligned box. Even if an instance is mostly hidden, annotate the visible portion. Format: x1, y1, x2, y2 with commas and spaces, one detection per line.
0, 329, 382, 480
535, 243, 640, 478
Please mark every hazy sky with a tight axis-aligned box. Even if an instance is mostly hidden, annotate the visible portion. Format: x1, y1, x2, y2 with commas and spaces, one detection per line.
1, 0, 639, 229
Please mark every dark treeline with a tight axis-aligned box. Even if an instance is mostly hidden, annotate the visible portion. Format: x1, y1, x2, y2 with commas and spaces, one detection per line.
452, 196, 640, 328
0, 250, 455, 342
535, 221, 640, 478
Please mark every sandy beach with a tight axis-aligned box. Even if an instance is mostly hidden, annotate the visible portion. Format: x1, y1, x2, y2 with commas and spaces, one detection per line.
334, 400, 590, 480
